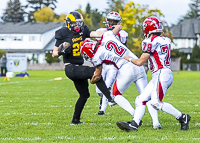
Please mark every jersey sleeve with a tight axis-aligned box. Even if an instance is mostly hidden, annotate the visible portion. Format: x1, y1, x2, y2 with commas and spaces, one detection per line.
141, 39, 153, 54
55, 29, 64, 47
92, 50, 103, 67
84, 25, 91, 37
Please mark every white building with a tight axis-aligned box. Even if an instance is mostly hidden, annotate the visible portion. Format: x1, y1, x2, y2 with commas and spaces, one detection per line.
171, 18, 200, 59
0, 22, 63, 64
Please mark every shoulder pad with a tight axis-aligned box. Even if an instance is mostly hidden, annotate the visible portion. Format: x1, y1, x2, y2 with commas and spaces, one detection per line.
55, 29, 63, 40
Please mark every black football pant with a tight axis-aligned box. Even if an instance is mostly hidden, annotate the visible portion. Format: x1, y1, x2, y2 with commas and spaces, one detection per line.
65, 64, 111, 120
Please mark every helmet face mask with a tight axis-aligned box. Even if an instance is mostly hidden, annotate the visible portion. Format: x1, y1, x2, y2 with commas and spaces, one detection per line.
142, 16, 163, 38
66, 11, 84, 32
105, 11, 121, 28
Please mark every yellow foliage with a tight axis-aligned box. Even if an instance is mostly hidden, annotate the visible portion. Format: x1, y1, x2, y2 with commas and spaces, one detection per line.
33, 7, 55, 22
58, 14, 67, 22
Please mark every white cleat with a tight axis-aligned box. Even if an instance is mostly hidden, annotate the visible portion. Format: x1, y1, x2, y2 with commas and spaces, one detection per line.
153, 123, 161, 129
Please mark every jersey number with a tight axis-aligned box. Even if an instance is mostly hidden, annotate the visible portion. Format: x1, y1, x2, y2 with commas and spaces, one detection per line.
106, 41, 126, 57
72, 41, 83, 56
161, 44, 171, 66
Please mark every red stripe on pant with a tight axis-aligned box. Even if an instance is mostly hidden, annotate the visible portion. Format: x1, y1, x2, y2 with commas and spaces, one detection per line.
158, 81, 164, 101
112, 80, 122, 96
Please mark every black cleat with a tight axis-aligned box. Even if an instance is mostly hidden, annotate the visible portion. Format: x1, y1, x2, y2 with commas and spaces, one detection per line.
98, 111, 105, 115
116, 120, 139, 132
70, 119, 85, 125
177, 113, 191, 130
127, 120, 142, 127
108, 99, 117, 107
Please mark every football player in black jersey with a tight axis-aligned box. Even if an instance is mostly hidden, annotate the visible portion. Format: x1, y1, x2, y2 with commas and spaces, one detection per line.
52, 11, 114, 125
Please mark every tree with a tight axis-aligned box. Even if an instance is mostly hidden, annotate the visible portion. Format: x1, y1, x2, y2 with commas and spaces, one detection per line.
120, 2, 163, 56
190, 43, 200, 62
91, 9, 103, 30
86, 3, 92, 18
106, 0, 126, 13
26, 0, 57, 22
1, 0, 26, 22
33, 7, 55, 22
45, 51, 60, 65
185, 0, 200, 19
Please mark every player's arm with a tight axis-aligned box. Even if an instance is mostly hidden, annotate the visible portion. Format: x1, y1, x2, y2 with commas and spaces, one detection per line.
123, 53, 150, 66
90, 64, 102, 84
112, 25, 122, 36
90, 29, 107, 38
52, 42, 71, 58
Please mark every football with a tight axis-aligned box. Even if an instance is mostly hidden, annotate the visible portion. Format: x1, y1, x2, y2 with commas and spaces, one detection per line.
58, 42, 71, 51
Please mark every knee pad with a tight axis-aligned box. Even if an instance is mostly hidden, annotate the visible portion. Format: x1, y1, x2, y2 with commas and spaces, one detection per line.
135, 96, 147, 107
151, 101, 163, 111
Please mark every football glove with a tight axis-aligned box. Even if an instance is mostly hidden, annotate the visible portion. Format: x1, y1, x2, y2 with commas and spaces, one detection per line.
58, 42, 71, 56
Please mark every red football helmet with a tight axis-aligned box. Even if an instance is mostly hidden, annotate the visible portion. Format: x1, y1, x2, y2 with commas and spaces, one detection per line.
80, 40, 97, 59
142, 16, 163, 38
105, 11, 121, 28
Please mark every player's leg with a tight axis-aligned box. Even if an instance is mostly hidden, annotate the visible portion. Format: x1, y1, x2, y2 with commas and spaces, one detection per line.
134, 72, 161, 129
71, 79, 90, 125
98, 65, 117, 115
112, 63, 136, 117
116, 82, 152, 131
151, 69, 190, 130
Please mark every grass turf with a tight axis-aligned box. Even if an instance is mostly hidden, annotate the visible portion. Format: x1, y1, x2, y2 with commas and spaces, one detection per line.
0, 70, 200, 142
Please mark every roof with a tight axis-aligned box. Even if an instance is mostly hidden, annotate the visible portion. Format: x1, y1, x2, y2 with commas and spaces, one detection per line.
171, 18, 200, 39
0, 22, 64, 34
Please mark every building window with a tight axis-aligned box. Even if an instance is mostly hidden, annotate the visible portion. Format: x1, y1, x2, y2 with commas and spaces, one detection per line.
0, 36, 5, 41
29, 36, 36, 41
12, 36, 23, 41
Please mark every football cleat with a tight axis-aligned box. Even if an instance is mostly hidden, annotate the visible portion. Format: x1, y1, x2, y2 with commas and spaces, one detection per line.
177, 113, 191, 130
108, 99, 117, 107
153, 123, 162, 129
98, 111, 105, 116
116, 120, 139, 132
127, 120, 142, 127
70, 119, 85, 125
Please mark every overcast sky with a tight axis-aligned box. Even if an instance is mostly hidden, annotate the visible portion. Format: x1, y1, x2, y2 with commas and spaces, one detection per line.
0, 0, 191, 26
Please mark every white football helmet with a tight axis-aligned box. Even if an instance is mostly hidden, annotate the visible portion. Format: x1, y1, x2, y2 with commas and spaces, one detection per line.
105, 11, 121, 28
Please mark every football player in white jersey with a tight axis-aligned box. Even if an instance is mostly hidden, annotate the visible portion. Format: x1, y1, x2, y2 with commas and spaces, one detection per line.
95, 12, 128, 116
116, 16, 191, 131
80, 25, 148, 121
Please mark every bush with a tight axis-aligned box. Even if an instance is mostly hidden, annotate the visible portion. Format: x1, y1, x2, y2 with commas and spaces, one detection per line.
45, 51, 60, 65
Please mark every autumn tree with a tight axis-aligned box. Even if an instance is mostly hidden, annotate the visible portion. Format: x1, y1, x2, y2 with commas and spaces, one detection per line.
33, 7, 55, 22
119, 2, 163, 56
1, 0, 26, 22
26, 0, 57, 22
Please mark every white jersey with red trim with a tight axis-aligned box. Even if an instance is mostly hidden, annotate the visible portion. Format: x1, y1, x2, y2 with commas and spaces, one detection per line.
142, 35, 171, 73
96, 28, 128, 45
92, 31, 137, 69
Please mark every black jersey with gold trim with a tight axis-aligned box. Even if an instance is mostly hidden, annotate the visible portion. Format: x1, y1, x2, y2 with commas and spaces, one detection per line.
55, 25, 91, 65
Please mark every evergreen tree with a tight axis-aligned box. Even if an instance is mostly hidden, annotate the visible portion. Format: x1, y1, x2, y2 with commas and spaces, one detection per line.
91, 9, 103, 30
185, 0, 200, 19
1, 0, 26, 22
190, 43, 200, 62
86, 3, 91, 18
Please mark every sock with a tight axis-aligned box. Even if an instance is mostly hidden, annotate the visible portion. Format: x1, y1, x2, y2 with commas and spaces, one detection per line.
146, 100, 160, 126
161, 102, 182, 119
100, 95, 108, 112
133, 105, 146, 125
114, 95, 135, 117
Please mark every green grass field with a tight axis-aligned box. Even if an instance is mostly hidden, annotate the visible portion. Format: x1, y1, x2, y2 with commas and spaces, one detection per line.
0, 70, 200, 143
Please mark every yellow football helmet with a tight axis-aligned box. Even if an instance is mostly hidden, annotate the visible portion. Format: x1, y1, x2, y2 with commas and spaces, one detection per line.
65, 11, 84, 32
